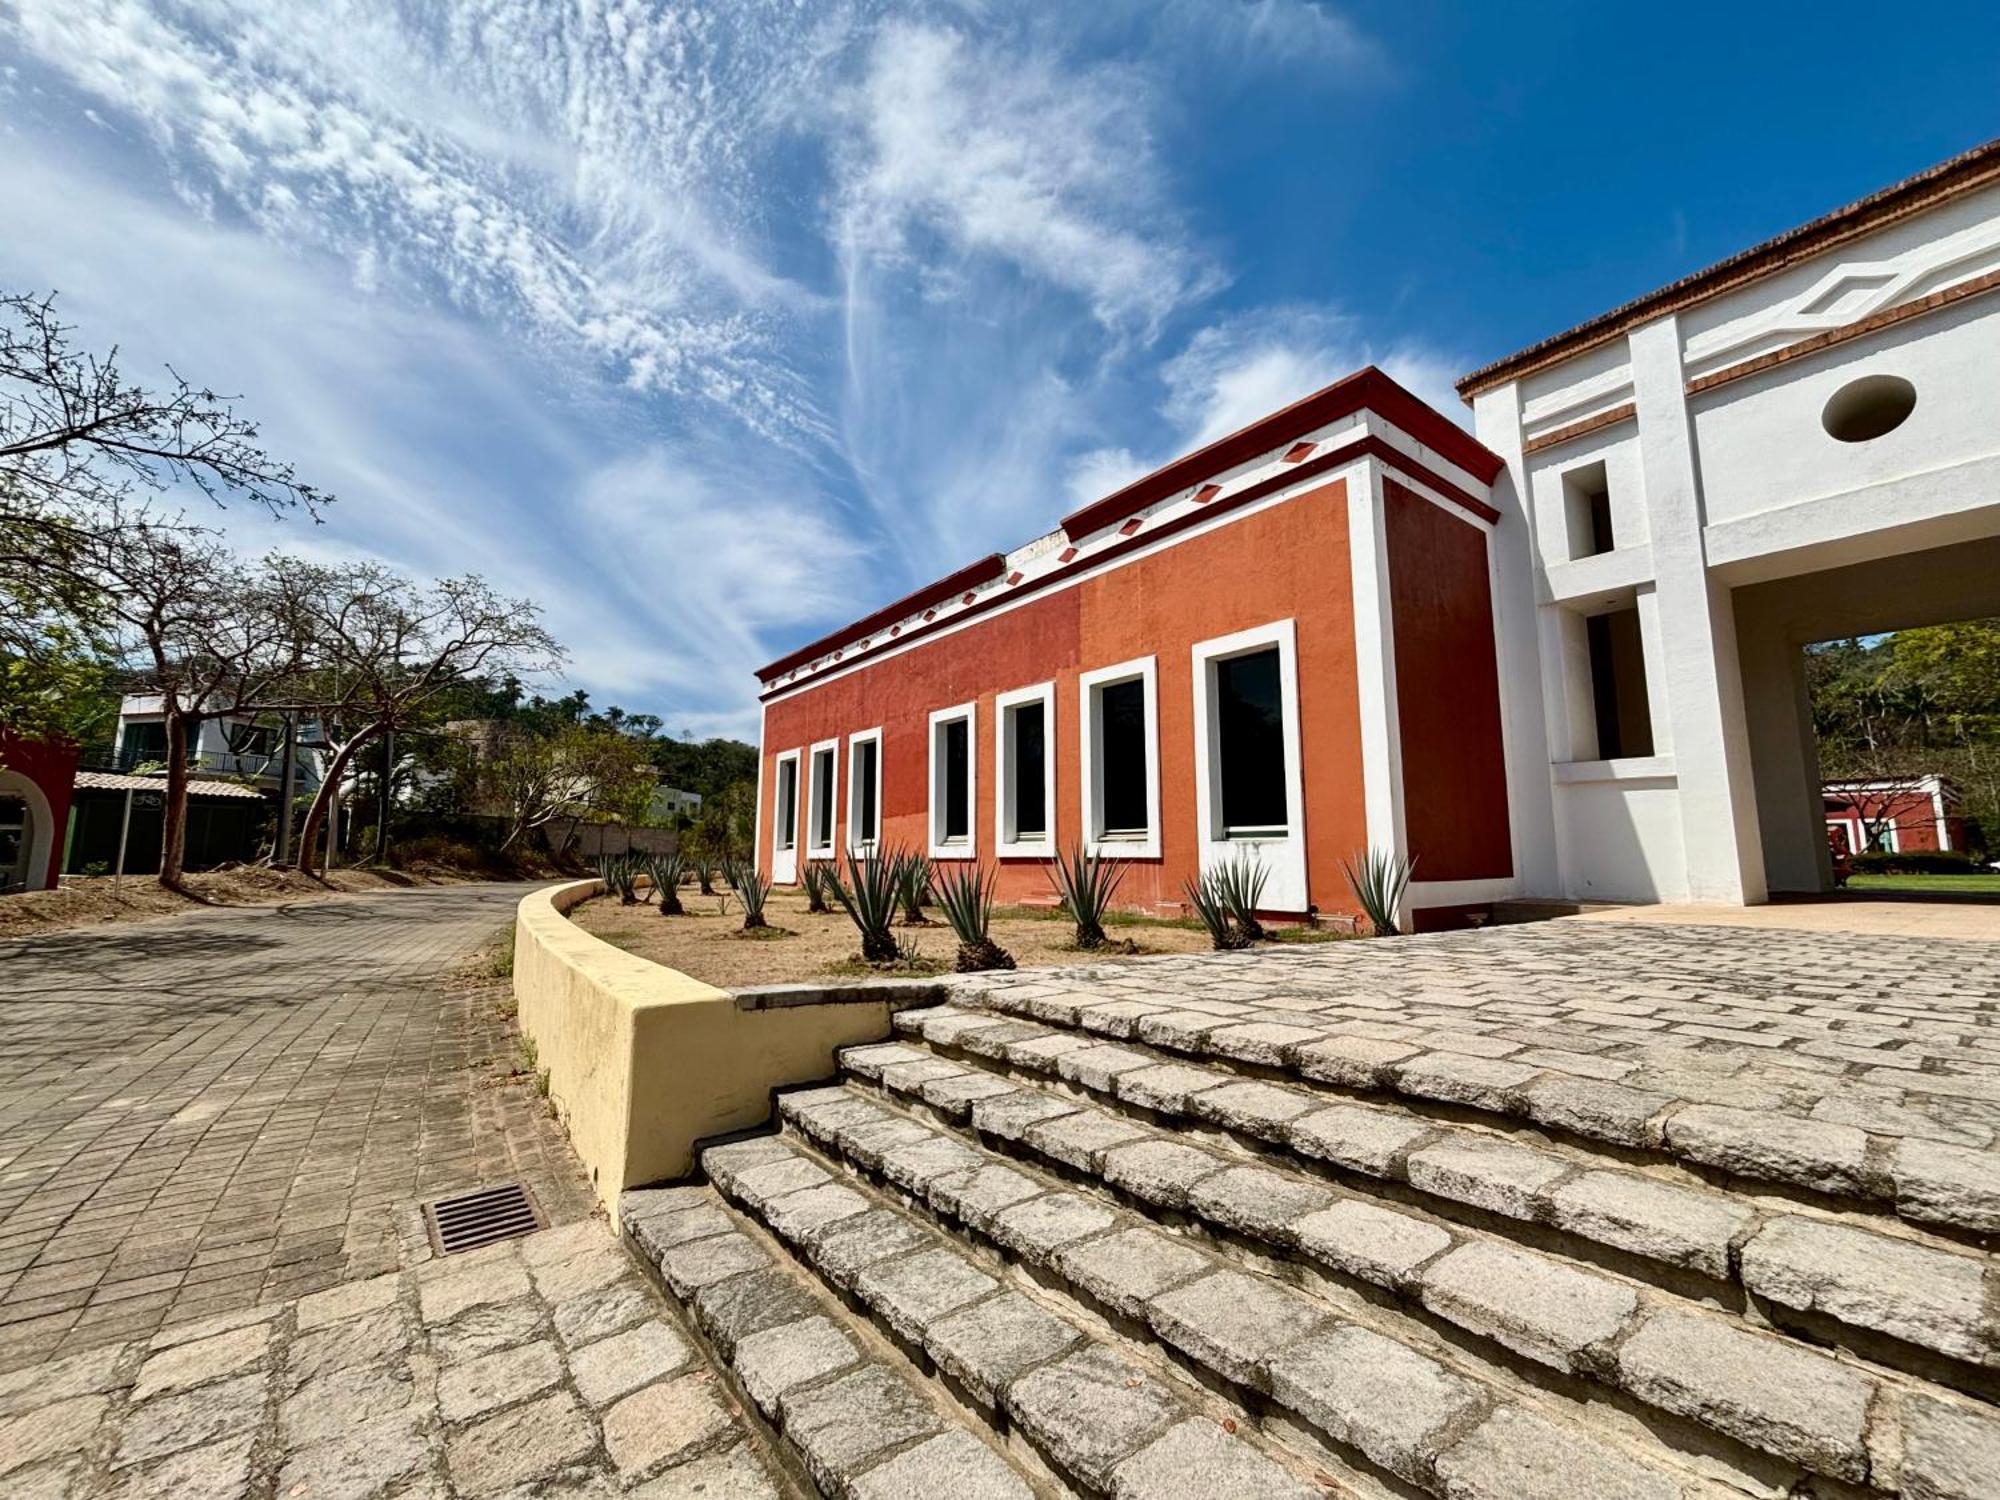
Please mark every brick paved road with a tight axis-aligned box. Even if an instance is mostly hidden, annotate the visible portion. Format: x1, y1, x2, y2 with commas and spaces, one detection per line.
0, 884, 593, 1371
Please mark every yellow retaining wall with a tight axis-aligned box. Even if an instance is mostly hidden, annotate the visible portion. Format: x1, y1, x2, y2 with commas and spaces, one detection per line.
513, 880, 899, 1226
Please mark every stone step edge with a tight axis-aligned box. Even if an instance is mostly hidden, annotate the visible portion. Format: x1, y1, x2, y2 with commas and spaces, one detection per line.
617, 1182, 1049, 1500
887, 1010, 2000, 1377
766, 1086, 1851, 1500
924, 989, 1999, 1245
697, 1133, 1340, 1500
797, 1072, 2000, 1499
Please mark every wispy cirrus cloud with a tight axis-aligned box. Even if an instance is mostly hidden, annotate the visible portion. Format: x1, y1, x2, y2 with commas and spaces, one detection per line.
0, 0, 1422, 738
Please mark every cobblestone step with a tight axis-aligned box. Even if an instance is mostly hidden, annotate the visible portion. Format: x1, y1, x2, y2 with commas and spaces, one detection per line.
619, 1182, 1051, 1499
933, 962, 2000, 1244
770, 1079, 1996, 1500
697, 1133, 1342, 1499
882, 1008, 2000, 1401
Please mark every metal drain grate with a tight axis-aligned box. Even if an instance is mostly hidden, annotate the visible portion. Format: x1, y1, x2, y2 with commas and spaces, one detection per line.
423, 1182, 545, 1256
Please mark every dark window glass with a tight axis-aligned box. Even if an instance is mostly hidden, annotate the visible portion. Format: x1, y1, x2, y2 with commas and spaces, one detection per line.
1217, 648, 1287, 832
942, 718, 970, 841
1012, 702, 1046, 838
812, 750, 835, 846
857, 740, 879, 841
122, 721, 168, 766
1099, 678, 1148, 834
776, 760, 797, 848
1586, 608, 1654, 760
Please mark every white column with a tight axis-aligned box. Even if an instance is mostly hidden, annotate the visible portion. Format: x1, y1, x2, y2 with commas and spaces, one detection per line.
1628, 316, 1767, 903
1345, 457, 1406, 865
1471, 383, 1562, 897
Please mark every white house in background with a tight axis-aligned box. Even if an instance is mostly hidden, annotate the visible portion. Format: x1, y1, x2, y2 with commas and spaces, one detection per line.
650, 784, 703, 823
1463, 138, 2000, 903
112, 695, 324, 793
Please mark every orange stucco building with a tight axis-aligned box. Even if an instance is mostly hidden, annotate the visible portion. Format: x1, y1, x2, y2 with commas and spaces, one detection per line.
755, 368, 1513, 929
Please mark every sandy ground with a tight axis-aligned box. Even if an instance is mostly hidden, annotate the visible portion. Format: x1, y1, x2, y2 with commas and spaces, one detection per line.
0, 865, 481, 938
565, 884, 1259, 988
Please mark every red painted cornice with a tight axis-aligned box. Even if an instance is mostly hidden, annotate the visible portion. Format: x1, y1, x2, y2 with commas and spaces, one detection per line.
1060, 365, 1502, 541
756, 553, 1006, 683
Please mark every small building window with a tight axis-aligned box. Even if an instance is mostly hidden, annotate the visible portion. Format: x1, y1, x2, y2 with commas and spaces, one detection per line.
773, 753, 799, 852
1822, 374, 1915, 443
1586, 607, 1654, 759
807, 740, 838, 854
1215, 647, 1288, 836
1080, 657, 1159, 858
995, 683, 1055, 855
847, 729, 882, 850
1562, 460, 1614, 560
928, 702, 976, 857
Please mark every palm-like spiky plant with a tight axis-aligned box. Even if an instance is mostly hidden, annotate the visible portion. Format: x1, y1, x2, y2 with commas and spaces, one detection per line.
1050, 842, 1125, 949
896, 851, 934, 924
597, 852, 640, 904
935, 864, 1015, 972
1214, 850, 1270, 942
648, 851, 685, 915
802, 859, 834, 914
1184, 867, 1250, 950
828, 846, 904, 964
735, 863, 773, 930
691, 852, 718, 896
1344, 846, 1414, 936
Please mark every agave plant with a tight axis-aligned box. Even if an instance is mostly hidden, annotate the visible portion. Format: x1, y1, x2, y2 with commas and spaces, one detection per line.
691, 852, 718, 896
597, 852, 640, 904
1184, 867, 1250, 951
1050, 842, 1125, 950
1344, 846, 1415, 937
802, 859, 834, 915
735, 863, 773, 930
828, 846, 904, 964
1214, 850, 1271, 943
895, 851, 934, 925
648, 850, 686, 915
935, 863, 1015, 972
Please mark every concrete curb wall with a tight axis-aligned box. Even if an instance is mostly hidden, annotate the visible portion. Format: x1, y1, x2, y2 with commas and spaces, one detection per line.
513, 880, 919, 1225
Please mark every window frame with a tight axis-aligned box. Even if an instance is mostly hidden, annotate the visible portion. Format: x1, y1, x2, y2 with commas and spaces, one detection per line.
846, 726, 883, 854
927, 701, 978, 860
805, 737, 840, 858
769, 747, 802, 884
1191, 619, 1307, 909
1078, 656, 1160, 860
993, 681, 1056, 858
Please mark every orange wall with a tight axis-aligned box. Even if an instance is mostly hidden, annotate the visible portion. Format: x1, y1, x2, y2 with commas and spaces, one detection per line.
760, 478, 1370, 915
1385, 480, 1513, 882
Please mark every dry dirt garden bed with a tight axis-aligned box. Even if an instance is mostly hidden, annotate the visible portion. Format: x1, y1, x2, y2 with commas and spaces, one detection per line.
567, 883, 1348, 989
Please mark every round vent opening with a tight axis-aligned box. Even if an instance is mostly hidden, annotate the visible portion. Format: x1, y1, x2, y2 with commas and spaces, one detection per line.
1821, 374, 1916, 443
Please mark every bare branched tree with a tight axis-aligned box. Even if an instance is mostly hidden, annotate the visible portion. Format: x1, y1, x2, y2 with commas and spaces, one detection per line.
1, 291, 330, 737
286, 565, 564, 874
84, 531, 316, 887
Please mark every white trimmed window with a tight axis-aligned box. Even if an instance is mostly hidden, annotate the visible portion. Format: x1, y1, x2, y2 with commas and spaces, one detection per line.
806, 738, 839, 856
1192, 620, 1306, 909
770, 748, 801, 884
928, 702, 976, 858
1079, 657, 1159, 859
994, 682, 1055, 857
847, 727, 882, 852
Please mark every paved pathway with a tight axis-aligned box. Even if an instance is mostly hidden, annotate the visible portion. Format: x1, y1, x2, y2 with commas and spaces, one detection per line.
0, 884, 593, 1370
0, 1218, 785, 1499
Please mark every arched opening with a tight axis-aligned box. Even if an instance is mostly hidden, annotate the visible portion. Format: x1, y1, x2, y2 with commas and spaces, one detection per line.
0, 770, 56, 894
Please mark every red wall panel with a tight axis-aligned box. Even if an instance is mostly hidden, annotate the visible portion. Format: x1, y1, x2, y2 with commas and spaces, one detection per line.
1384, 480, 1513, 882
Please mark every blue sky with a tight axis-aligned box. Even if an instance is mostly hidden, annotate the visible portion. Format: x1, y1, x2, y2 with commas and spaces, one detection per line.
2, 3, 1995, 739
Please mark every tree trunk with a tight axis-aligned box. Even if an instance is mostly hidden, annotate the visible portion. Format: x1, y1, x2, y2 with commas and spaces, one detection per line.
158, 705, 192, 890
296, 727, 377, 877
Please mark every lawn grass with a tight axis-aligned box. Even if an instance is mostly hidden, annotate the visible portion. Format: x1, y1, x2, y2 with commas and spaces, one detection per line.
1847, 872, 2000, 894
